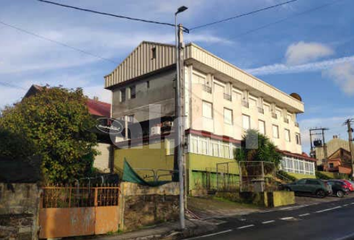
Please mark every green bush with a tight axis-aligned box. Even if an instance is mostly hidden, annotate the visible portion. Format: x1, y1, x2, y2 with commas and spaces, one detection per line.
316, 171, 332, 180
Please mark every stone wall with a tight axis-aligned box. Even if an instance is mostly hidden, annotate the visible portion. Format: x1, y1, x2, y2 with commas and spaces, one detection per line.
119, 182, 179, 231
0, 183, 40, 240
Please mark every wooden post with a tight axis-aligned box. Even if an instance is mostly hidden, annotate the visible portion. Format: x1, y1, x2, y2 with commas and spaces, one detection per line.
68, 187, 72, 208
94, 187, 98, 207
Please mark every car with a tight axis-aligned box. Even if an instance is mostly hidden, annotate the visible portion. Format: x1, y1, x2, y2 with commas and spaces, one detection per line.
283, 178, 332, 198
340, 180, 354, 192
326, 180, 349, 198
347, 180, 354, 190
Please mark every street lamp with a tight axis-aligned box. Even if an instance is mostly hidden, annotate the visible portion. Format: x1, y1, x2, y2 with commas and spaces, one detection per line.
174, 5, 187, 230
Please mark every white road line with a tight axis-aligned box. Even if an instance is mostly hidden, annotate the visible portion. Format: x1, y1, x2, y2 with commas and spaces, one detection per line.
343, 204, 349, 207
333, 231, 354, 240
299, 213, 310, 217
185, 229, 233, 239
237, 224, 255, 230
262, 220, 275, 224
316, 206, 342, 213
350, 202, 354, 205
280, 217, 295, 220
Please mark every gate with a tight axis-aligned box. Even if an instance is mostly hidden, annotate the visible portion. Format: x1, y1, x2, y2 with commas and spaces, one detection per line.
39, 184, 120, 239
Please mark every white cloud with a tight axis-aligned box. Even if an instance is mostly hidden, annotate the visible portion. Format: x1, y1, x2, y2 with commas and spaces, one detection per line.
247, 55, 354, 76
84, 85, 112, 104
285, 41, 334, 65
323, 62, 354, 96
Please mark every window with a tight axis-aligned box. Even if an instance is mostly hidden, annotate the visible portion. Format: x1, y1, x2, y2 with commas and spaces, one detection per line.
202, 101, 213, 119
130, 86, 136, 99
296, 133, 301, 145
166, 139, 174, 155
285, 129, 291, 142
224, 108, 233, 125
258, 120, 266, 135
329, 163, 334, 168
242, 115, 250, 130
211, 140, 219, 157
151, 47, 156, 59
306, 179, 320, 185
199, 138, 208, 155
120, 89, 126, 102
272, 125, 279, 138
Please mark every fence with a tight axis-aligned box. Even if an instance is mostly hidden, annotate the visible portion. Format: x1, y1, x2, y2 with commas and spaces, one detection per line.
39, 184, 120, 239
215, 162, 240, 191
239, 161, 279, 192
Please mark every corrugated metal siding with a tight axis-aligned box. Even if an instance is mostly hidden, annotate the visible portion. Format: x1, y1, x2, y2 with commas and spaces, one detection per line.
105, 42, 176, 88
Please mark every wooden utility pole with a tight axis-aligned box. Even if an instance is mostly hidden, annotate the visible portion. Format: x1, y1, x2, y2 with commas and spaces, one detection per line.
345, 119, 354, 178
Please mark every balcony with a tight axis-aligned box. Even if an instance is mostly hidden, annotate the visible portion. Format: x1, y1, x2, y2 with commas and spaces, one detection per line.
242, 100, 249, 108
295, 122, 299, 127
272, 112, 278, 119
284, 118, 289, 124
223, 93, 232, 101
203, 84, 212, 93
258, 107, 264, 114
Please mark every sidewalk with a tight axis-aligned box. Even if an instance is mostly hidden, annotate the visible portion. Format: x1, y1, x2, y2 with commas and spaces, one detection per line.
88, 219, 217, 240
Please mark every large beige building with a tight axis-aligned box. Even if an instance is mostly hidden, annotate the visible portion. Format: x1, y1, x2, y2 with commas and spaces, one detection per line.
105, 41, 316, 191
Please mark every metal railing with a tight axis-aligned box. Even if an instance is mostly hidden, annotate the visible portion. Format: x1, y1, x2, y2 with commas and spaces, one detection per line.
41, 184, 120, 208
203, 84, 212, 93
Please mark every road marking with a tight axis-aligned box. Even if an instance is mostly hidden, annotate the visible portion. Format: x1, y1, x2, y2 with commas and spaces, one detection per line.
299, 213, 310, 217
316, 206, 342, 213
185, 229, 233, 239
343, 204, 349, 207
262, 220, 275, 224
350, 202, 354, 205
237, 224, 255, 230
333, 231, 354, 240
280, 217, 295, 221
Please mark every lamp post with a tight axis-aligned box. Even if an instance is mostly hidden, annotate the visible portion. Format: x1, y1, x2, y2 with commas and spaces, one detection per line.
175, 5, 187, 230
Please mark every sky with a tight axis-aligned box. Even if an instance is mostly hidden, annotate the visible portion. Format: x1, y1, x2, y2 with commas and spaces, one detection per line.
0, 0, 353, 154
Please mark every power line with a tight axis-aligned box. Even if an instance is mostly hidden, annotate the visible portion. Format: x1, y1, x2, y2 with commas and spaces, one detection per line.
228, 0, 344, 40
189, 0, 298, 31
0, 20, 119, 65
38, 0, 175, 28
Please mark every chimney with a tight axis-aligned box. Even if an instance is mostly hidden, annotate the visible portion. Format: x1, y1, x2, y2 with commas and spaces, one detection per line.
93, 96, 99, 101
333, 135, 338, 139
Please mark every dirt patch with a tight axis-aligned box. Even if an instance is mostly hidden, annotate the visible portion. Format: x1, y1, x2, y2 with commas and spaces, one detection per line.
187, 196, 261, 219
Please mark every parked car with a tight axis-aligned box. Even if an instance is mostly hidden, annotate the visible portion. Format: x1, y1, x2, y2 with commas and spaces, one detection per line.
340, 180, 354, 192
347, 180, 354, 190
326, 180, 349, 198
283, 178, 332, 198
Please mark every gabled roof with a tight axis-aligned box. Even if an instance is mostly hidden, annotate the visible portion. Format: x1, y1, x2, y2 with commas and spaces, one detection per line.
23, 85, 111, 118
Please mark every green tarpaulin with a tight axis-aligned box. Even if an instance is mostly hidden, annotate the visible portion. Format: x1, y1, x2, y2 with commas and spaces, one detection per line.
122, 159, 171, 186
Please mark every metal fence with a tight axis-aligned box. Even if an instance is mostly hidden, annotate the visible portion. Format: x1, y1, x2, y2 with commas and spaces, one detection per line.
41, 184, 120, 208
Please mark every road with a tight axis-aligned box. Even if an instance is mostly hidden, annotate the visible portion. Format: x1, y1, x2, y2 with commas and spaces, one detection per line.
186, 197, 354, 240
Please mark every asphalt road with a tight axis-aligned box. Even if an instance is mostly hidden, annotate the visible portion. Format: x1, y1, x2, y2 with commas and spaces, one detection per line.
186, 197, 354, 240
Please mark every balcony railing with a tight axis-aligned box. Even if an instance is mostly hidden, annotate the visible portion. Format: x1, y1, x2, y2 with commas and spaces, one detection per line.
258, 107, 264, 114
272, 112, 278, 119
284, 118, 289, 124
203, 84, 212, 93
223, 93, 232, 101
295, 122, 299, 127
242, 100, 249, 108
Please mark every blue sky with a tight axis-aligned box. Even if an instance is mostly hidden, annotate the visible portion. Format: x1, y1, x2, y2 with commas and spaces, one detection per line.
0, 0, 353, 153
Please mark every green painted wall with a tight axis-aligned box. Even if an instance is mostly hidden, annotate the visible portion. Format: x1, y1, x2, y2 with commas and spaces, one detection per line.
114, 141, 174, 181
288, 172, 316, 179
186, 153, 239, 192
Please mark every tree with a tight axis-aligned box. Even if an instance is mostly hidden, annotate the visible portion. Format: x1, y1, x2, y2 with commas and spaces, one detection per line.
235, 129, 283, 176
0, 87, 98, 183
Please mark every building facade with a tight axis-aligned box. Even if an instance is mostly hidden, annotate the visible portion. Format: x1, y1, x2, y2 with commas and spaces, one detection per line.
105, 42, 316, 192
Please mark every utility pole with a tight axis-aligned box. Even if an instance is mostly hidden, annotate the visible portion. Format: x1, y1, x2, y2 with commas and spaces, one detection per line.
344, 119, 354, 178
175, 6, 187, 230
309, 127, 329, 168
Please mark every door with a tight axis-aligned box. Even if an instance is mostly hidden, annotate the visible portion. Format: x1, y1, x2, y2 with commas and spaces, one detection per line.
292, 179, 306, 192
305, 179, 322, 193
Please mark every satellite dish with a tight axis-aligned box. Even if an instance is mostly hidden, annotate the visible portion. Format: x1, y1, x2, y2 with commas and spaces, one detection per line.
290, 93, 302, 101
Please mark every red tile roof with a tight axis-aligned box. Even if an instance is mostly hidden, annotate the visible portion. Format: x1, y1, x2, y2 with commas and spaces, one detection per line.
86, 99, 111, 118
278, 150, 317, 162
